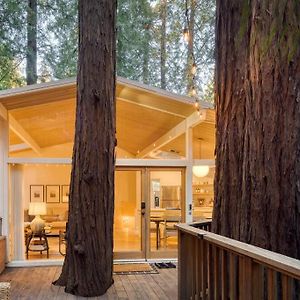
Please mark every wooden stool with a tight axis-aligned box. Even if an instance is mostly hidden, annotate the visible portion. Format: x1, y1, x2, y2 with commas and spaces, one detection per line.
0, 282, 10, 299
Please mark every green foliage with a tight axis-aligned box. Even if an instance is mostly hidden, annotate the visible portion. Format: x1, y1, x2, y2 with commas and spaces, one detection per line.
0, 0, 216, 104
0, 0, 26, 89
117, 0, 155, 83
38, 0, 78, 79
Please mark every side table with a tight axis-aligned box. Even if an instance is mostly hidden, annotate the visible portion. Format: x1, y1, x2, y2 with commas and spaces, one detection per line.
25, 231, 49, 259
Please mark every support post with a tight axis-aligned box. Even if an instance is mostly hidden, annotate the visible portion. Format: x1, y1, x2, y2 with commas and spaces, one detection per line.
0, 113, 9, 262
185, 127, 193, 223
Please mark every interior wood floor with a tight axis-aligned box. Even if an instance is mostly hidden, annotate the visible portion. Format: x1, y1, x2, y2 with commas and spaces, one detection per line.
0, 265, 178, 299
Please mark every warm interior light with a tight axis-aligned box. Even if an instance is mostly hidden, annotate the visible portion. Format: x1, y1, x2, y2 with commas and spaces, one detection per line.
29, 202, 47, 216
29, 202, 47, 233
191, 62, 197, 75
194, 101, 199, 108
183, 27, 189, 43
193, 166, 209, 177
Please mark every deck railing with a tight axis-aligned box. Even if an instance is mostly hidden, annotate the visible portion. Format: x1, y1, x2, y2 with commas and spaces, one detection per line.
177, 221, 300, 299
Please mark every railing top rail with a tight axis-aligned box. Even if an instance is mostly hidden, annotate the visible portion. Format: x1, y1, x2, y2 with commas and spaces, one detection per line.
176, 222, 300, 279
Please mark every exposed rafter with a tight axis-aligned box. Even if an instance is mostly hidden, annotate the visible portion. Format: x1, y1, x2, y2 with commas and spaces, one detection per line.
0, 104, 41, 155
9, 143, 31, 153
117, 97, 186, 118
9, 114, 41, 155
136, 110, 207, 158
0, 103, 8, 121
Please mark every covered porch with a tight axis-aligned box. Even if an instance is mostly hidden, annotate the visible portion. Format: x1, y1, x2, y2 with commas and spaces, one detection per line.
0, 77, 215, 264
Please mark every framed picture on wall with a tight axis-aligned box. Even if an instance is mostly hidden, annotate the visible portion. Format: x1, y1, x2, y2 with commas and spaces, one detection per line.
30, 185, 44, 202
61, 185, 70, 203
46, 185, 60, 203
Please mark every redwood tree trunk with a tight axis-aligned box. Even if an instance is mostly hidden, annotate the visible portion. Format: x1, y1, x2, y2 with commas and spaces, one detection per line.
212, 0, 300, 259
54, 0, 117, 297
26, 0, 37, 85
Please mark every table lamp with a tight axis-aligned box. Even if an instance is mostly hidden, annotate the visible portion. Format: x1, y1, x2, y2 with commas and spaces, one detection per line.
28, 202, 47, 233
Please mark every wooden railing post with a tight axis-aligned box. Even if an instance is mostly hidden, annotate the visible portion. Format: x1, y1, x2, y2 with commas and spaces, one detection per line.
252, 262, 264, 299
201, 239, 208, 300
178, 230, 186, 299
282, 274, 292, 300
220, 249, 228, 300
177, 222, 300, 300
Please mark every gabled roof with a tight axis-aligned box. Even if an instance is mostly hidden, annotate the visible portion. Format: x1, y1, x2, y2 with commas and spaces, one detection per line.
1, 77, 215, 158
0, 77, 213, 113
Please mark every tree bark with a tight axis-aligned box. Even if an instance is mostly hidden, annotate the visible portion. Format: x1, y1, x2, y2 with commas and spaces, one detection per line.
26, 0, 37, 85
53, 0, 117, 297
187, 0, 196, 95
212, 0, 300, 259
160, 0, 167, 90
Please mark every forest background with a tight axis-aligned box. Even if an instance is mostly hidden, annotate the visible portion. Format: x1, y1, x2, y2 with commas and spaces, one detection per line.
0, 0, 215, 102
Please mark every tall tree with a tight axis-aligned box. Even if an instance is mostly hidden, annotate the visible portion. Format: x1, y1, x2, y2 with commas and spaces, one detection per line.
160, 0, 167, 89
26, 0, 37, 85
212, 0, 300, 259
0, 0, 26, 90
186, 0, 196, 95
54, 0, 117, 296
142, 21, 151, 84
40, 0, 78, 80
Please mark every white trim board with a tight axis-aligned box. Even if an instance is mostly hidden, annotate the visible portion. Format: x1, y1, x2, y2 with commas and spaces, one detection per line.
7, 258, 178, 268
7, 157, 215, 167
7, 259, 64, 268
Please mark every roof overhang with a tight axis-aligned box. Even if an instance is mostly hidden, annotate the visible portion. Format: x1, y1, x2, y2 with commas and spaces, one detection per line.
0, 77, 213, 115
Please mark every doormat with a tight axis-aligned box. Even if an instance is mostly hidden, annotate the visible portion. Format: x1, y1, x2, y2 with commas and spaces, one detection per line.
113, 263, 159, 275
154, 262, 176, 269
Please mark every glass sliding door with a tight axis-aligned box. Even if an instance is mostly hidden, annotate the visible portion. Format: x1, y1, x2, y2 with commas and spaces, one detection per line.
114, 167, 185, 260
147, 168, 185, 259
114, 169, 145, 259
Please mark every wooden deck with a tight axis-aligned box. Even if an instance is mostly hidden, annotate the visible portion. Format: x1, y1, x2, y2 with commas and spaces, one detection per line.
0, 266, 177, 299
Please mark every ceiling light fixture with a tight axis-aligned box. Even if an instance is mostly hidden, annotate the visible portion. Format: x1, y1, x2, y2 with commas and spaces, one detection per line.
192, 165, 209, 177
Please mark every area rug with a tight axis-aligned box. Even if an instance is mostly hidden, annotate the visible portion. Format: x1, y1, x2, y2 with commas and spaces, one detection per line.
113, 263, 158, 275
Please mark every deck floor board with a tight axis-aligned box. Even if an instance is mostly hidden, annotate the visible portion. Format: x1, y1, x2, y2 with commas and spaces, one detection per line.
0, 266, 177, 299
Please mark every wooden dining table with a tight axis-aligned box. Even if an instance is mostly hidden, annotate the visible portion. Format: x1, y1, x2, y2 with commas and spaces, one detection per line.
150, 217, 163, 250
150, 216, 181, 250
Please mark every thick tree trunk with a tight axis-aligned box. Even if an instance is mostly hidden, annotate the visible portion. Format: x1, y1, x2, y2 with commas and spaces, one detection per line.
54, 0, 117, 297
212, 0, 300, 259
187, 0, 196, 95
160, 0, 167, 90
26, 0, 37, 85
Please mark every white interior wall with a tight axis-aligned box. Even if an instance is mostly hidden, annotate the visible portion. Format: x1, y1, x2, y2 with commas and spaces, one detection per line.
150, 171, 181, 186
21, 164, 71, 210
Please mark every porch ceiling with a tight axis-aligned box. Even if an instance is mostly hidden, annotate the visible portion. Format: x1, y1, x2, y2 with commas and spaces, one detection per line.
8, 98, 184, 154
2, 77, 215, 156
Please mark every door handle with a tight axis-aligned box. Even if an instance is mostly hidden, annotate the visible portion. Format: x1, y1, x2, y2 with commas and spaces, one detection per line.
141, 202, 146, 215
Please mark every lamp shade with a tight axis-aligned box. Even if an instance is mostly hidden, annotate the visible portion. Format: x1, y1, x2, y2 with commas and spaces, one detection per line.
28, 202, 46, 216
192, 165, 210, 178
